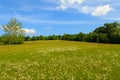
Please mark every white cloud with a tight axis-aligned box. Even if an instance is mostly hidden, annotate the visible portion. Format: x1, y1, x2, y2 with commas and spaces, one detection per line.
57, 4, 67, 10
79, 4, 113, 16
57, 0, 113, 16
81, 6, 89, 14
92, 4, 112, 16
57, 0, 83, 10
60, 0, 83, 5
22, 28, 36, 34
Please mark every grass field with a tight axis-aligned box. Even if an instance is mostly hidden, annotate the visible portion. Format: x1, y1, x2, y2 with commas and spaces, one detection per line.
0, 40, 120, 80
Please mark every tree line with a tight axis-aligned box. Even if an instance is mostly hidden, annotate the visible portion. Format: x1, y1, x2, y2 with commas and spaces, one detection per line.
0, 18, 120, 44
24, 22, 120, 44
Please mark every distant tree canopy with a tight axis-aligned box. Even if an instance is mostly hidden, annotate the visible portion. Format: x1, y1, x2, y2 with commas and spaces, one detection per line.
1, 18, 25, 44
93, 22, 120, 43
24, 22, 120, 44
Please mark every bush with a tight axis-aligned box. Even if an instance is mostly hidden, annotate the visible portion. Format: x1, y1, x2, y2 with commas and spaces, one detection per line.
1, 18, 24, 44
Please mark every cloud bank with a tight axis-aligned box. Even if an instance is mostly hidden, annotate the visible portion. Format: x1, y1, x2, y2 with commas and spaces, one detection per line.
57, 0, 83, 10
92, 4, 112, 16
57, 0, 113, 16
22, 28, 36, 34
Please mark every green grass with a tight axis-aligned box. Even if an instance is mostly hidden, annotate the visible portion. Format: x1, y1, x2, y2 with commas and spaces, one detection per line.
0, 40, 120, 80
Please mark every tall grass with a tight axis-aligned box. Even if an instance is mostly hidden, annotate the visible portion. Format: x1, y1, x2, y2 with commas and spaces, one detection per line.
0, 40, 120, 80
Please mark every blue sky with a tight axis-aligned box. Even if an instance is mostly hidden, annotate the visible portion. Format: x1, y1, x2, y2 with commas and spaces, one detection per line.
0, 0, 120, 36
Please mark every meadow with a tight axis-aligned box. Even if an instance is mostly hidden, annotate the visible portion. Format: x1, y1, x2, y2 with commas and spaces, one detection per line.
0, 40, 120, 80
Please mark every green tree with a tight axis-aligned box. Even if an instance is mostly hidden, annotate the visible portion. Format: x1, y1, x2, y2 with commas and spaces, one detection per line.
76, 32, 85, 41
24, 36, 31, 41
104, 22, 120, 43
94, 26, 106, 33
93, 22, 120, 43
1, 18, 24, 44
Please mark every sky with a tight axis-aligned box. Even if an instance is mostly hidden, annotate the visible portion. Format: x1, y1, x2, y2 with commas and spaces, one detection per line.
0, 0, 120, 36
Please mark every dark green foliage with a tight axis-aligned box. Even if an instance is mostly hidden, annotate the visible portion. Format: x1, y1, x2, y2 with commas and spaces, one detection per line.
85, 33, 108, 43
93, 22, 120, 43
1, 34, 24, 44
76, 32, 85, 41
62, 34, 71, 40
31, 36, 38, 41
96, 33, 108, 43
94, 26, 106, 33
24, 36, 31, 41
0, 36, 2, 43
